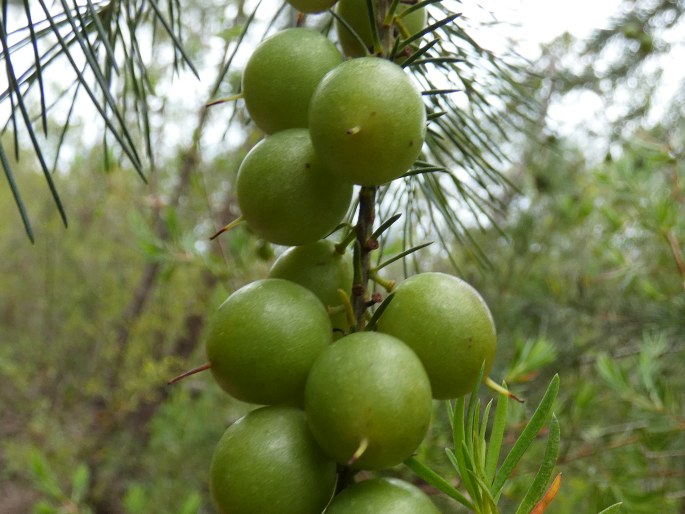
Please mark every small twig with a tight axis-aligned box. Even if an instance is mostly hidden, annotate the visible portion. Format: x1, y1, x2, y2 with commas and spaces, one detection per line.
352, 186, 377, 330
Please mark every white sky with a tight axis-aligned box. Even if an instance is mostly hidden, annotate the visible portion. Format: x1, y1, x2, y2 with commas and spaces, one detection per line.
479, 0, 623, 53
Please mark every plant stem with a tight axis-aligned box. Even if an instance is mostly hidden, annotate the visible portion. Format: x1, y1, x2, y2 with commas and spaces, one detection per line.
353, 186, 377, 330
377, 0, 394, 56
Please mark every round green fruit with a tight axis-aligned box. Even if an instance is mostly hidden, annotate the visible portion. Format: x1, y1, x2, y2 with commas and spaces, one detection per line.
288, 0, 338, 14
324, 478, 440, 514
269, 240, 353, 336
377, 272, 497, 399
304, 331, 432, 470
242, 28, 342, 134
335, 0, 427, 59
236, 129, 353, 246
308, 57, 426, 186
205, 278, 332, 405
210, 406, 337, 514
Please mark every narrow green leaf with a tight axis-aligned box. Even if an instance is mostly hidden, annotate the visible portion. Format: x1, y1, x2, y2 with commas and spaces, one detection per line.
374, 242, 432, 271
478, 399, 493, 470
147, 0, 199, 78
399, 38, 439, 67
404, 456, 475, 510
70, 464, 90, 504
28, 449, 63, 499
422, 88, 461, 96
214, 0, 264, 96
514, 415, 561, 514
0, 140, 34, 242
370, 213, 402, 240
329, 9, 371, 57
485, 388, 508, 484
406, 57, 464, 67
467, 468, 498, 512
459, 441, 483, 508
399, 13, 462, 50
35, 0, 144, 178
597, 503, 623, 514
53, 0, 143, 170
444, 447, 460, 472
0, 19, 68, 228
51, 76, 82, 174
365, 0, 381, 54
449, 398, 479, 501
426, 111, 447, 121
492, 374, 560, 497
21, 0, 48, 135
402, 167, 451, 177
398, 0, 442, 18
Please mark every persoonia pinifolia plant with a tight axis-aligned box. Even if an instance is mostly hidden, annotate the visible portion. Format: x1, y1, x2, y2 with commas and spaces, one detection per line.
334, 0, 427, 59
405, 373, 562, 514
169, 1, 631, 512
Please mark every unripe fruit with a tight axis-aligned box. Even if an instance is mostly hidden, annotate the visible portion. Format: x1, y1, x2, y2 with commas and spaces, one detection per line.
309, 57, 426, 186
334, 0, 427, 59
287, 0, 338, 14
236, 129, 353, 246
269, 240, 353, 335
304, 331, 432, 470
242, 28, 342, 134
205, 278, 332, 405
324, 478, 441, 514
377, 272, 497, 399
210, 406, 337, 514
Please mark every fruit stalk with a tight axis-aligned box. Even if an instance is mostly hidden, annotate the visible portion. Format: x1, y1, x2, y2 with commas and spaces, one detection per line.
353, 186, 377, 329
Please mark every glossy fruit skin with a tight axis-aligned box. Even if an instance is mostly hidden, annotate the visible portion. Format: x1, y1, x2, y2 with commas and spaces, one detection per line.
304, 331, 432, 470
308, 57, 426, 186
210, 406, 337, 514
288, 0, 338, 14
236, 129, 353, 246
377, 272, 497, 399
242, 28, 342, 134
324, 478, 441, 514
205, 278, 332, 405
268, 240, 353, 335
335, 0, 427, 58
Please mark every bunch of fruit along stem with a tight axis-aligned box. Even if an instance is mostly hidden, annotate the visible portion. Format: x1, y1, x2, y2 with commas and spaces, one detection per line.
170, 1, 500, 513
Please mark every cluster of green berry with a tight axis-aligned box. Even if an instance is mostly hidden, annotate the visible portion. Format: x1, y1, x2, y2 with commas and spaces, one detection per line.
196, 2, 498, 513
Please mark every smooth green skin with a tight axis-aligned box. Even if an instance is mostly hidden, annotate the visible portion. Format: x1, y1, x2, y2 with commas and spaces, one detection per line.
324, 478, 441, 514
334, 0, 427, 58
242, 28, 342, 134
269, 240, 353, 335
205, 279, 332, 405
308, 57, 426, 186
210, 406, 337, 514
304, 332, 432, 470
288, 0, 338, 14
377, 272, 497, 399
237, 129, 353, 246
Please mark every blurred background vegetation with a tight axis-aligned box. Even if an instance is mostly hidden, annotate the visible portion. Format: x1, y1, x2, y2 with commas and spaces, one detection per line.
1, 0, 684, 513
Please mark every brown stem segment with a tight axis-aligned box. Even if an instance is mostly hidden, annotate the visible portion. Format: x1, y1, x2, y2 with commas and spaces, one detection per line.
352, 186, 377, 330
167, 362, 212, 385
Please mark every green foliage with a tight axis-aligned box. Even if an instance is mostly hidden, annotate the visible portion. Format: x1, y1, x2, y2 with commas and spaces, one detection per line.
405, 375, 561, 513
